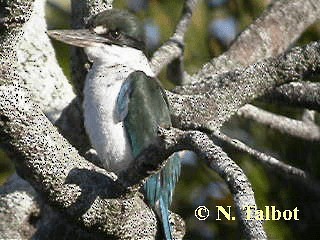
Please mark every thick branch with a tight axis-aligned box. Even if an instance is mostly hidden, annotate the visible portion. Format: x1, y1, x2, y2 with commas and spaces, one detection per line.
182, 131, 267, 239
17, 0, 74, 122
238, 104, 320, 141
0, 3, 157, 231
194, 0, 320, 80
0, 84, 159, 239
171, 41, 320, 130
0, 174, 39, 239
0, 1, 40, 238
150, 0, 198, 76
1, 174, 153, 240
0, 0, 34, 78
266, 81, 320, 111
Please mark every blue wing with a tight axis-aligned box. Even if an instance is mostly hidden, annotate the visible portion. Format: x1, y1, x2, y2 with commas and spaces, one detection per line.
116, 71, 181, 240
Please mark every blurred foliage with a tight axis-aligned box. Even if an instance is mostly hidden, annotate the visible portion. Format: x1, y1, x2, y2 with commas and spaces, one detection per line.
1, 0, 320, 239
0, 150, 13, 185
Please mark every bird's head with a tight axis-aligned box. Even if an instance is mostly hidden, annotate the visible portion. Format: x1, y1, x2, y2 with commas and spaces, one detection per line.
48, 9, 146, 63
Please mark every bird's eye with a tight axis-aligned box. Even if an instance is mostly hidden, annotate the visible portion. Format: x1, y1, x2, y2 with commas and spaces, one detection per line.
108, 30, 121, 40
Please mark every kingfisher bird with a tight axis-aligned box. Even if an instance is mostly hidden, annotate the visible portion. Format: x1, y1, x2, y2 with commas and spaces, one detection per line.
48, 9, 181, 239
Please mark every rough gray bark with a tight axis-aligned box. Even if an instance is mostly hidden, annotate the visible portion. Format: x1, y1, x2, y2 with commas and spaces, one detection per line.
171, 42, 320, 129
0, 83, 162, 239
177, 130, 267, 239
0, 1, 181, 239
266, 81, 320, 111
0, 0, 34, 76
1, 0, 320, 239
16, 0, 74, 122
0, 174, 39, 239
0, 0, 37, 238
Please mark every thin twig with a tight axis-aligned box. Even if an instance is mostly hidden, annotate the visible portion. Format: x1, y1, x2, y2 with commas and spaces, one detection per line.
150, 0, 199, 76
212, 131, 320, 197
238, 104, 320, 141
46, 0, 70, 14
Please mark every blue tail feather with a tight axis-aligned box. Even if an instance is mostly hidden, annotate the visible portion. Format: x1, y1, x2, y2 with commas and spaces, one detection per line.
159, 197, 173, 240
144, 153, 181, 240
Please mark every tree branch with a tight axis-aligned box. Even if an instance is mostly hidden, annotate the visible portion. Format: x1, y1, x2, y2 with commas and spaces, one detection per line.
150, 0, 198, 77
194, 0, 320, 80
265, 81, 320, 111
0, 1, 40, 239
212, 131, 320, 197
0, 174, 39, 239
0, 1, 167, 237
123, 127, 267, 238
17, 0, 74, 122
0, 84, 162, 239
238, 104, 320, 141
47, 0, 70, 15
0, 174, 114, 240
0, 0, 34, 77
182, 131, 267, 239
171, 41, 320, 130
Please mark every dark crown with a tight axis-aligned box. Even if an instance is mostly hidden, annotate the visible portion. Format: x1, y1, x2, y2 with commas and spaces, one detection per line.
87, 9, 145, 51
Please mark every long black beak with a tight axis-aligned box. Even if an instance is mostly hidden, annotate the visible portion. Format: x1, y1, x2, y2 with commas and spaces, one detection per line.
47, 29, 110, 47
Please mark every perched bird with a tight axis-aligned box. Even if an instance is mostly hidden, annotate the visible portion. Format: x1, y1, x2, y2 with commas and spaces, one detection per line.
48, 9, 181, 239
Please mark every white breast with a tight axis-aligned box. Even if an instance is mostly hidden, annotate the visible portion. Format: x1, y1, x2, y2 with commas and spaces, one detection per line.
83, 44, 154, 173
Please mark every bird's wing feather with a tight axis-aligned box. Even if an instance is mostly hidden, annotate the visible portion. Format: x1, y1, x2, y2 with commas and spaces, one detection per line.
116, 71, 181, 240
115, 79, 132, 122
116, 70, 171, 156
